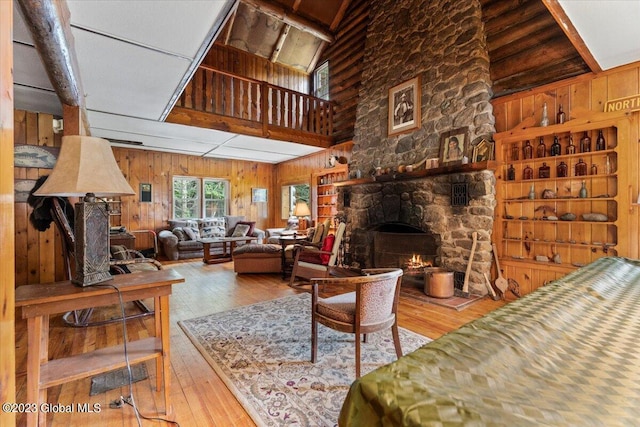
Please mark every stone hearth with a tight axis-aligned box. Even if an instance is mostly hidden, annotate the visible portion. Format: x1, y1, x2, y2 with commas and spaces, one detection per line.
340, 171, 494, 296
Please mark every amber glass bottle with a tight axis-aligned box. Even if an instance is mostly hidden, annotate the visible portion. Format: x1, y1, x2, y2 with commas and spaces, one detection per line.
557, 104, 565, 124
523, 165, 534, 180
511, 144, 519, 161
596, 130, 606, 151
575, 158, 587, 176
539, 162, 550, 178
536, 137, 546, 158
507, 164, 516, 181
550, 135, 561, 156
557, 161, 568, 177
580, 131, 591, 153
523, 140, 533, 159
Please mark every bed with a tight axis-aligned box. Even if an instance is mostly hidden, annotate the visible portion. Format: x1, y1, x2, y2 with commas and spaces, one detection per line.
339, 256, 640, 426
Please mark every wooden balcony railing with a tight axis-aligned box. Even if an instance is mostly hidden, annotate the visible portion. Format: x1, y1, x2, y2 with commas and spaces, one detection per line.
168, 65, 334, 148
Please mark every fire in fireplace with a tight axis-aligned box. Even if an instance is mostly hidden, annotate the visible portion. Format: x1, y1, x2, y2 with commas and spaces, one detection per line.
372, 223, 438, 281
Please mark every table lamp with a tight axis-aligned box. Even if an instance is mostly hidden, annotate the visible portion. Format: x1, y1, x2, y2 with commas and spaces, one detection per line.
293, 200, 311, 230
35, 135, 135, 286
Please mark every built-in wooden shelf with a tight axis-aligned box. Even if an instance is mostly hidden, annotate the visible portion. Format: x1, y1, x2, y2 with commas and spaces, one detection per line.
333, 160, 498, 187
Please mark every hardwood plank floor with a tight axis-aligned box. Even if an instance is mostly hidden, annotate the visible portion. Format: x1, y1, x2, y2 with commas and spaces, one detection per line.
14, 260, 506, 426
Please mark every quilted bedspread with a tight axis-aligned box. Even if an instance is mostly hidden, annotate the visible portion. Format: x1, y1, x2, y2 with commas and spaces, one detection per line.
339, 257, 640, 426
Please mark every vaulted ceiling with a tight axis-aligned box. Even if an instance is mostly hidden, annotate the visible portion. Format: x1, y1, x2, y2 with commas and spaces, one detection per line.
12, 0, 640, 163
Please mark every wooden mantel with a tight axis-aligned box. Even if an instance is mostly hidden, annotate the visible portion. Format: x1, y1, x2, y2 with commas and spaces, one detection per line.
334, 160, 498, 187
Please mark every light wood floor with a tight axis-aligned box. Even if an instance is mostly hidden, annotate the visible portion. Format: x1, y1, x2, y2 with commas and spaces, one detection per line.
14, 260, 506, 426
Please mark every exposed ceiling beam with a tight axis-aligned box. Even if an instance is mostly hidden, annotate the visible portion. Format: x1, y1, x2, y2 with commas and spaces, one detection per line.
542, 0, 602, 72
270, 24, 290, 63
16, 0, 84, 107
240, 0, 335, 43
16, 0, 91, 134
330, 0, 352, 31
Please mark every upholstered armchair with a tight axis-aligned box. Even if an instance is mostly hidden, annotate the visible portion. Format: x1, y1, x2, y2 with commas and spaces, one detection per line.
310, 268, 404, 378
289, 222, 346, 287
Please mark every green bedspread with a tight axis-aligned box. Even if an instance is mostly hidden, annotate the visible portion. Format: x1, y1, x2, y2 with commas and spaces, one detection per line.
339, 257, 640, 426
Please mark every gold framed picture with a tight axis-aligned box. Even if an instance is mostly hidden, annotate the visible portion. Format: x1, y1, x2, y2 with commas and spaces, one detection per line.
472, 138, 494, 162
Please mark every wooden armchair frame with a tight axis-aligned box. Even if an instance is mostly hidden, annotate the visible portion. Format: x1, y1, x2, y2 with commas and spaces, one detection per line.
311, 268, 404, 378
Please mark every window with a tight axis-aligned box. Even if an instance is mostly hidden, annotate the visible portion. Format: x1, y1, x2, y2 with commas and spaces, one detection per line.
173, 176, 229, 218
313, 61, 329, 100
281, 183, 310, 219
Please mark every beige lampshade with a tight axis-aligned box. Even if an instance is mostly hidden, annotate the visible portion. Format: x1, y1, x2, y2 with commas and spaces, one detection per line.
34, 135, 135, 197
293, 200, 311, 217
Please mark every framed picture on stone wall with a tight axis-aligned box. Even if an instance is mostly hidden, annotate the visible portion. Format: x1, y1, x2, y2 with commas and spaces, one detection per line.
439, 127, 468, 165
388, 76, 421, 136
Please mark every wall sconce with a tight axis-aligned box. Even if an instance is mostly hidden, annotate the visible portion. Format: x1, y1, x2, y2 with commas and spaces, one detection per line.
35, 135, 134, 286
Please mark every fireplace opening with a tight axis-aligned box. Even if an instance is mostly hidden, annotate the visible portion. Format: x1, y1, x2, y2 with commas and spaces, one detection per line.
373, 223, 438, 286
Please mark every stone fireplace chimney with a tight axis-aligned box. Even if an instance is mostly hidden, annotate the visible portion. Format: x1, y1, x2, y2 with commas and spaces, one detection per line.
339, 0, 496, 296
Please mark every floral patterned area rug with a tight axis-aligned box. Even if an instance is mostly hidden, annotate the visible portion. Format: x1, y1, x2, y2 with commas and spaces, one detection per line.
178, 293, 430, 427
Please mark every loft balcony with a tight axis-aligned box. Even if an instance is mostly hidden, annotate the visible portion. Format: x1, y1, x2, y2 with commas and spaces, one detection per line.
166, 65, 334, 149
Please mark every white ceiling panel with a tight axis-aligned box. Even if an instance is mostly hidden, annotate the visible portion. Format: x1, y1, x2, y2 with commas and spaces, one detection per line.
226, 134, 323, 156
67, 0, 230, 59
72, 28, 190, 119
87, 111, 235, 145
12, 0, 34, 45
93, 128, 220, 155
14, 86, 62, 116
204, 145, 304, 163
558, 0, 640, 70
13, 44, 54, 90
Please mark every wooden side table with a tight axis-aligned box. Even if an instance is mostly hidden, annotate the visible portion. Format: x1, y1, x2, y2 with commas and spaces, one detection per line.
15, 269, 185, 427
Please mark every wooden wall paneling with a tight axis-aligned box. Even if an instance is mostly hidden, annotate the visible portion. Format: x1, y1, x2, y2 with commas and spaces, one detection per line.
570, 79, 591, 112
630, 113, 640, 259
25, 112, 40, 285
491, 101, 507, 133
0, 1, 15, 420
37, 113, 55, 284
607, 67, 638, 100
129, 149, 144, 233
590, 74, 608, 111
160, 151, 173, 226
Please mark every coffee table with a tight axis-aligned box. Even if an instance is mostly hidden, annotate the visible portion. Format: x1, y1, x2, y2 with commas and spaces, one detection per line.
200, 236, 257, 264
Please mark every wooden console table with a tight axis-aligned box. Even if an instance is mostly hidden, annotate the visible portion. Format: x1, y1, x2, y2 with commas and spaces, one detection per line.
15, 269, 185, 427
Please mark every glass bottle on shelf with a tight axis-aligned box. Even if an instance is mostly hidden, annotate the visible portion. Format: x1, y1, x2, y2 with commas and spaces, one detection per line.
539, 162, 550, 178
523, 165, 534, 180
540, 102, 549, 127
511, 144, 519, 161
591, 164, 598, 175
596, 130, 606, 151
536, 137, 546, 158
579, 131, 591, 153
557, 161, 568, 177
557, 104, 565, 124
604, 155, 611, 174
566, 135, 576, 154
575, 158, 587, 176
579, 180, 588, 198
550, 135, 561, 156
523, 140, 533, 159
507, 164, 516, 181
